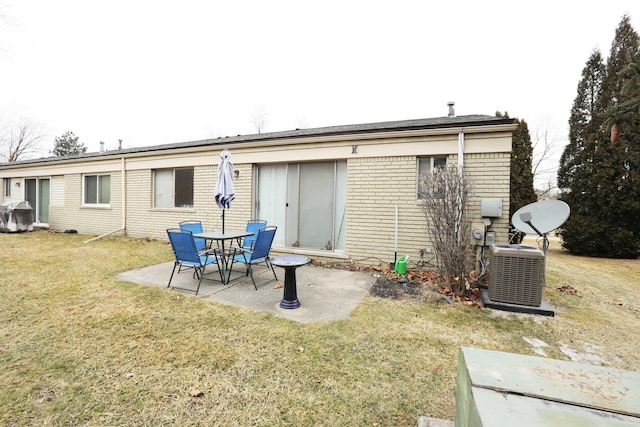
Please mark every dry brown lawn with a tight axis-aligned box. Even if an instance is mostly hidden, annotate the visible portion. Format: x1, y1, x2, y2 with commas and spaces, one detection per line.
0, 231, 638, 426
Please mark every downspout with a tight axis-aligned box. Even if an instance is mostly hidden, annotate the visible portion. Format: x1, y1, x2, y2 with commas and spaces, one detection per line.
83, 157, 127, 243
457, 129, 465, 254
457, 129, 464, 168
121, 156, 126, 231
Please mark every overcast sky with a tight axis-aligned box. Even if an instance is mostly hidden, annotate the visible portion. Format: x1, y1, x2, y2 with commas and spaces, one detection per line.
1, 0, 639, 185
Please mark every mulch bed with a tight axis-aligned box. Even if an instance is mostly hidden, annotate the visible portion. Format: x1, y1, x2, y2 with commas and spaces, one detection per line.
312, 260, 482, 306
369, 275, 436, 299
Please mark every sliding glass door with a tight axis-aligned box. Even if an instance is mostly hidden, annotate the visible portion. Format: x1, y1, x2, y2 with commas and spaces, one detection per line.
256, 161, 346, 251
25, 178, 50, 224
256, 165, 287, 246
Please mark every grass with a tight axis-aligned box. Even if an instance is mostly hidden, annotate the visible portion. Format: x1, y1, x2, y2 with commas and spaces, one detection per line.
1, 231, 639, 425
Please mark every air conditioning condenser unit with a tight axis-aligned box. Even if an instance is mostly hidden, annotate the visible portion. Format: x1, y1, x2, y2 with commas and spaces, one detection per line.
488, 244, 545, 306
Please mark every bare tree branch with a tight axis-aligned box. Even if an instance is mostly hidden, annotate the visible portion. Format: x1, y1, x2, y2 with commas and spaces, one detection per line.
0, 120, 44, 162
531, 118, 564, 195
250, 106, 268, 134
535, 178, 558, 201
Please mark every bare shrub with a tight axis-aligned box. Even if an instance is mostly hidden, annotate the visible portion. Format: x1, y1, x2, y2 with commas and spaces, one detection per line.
419, 165, 474, 296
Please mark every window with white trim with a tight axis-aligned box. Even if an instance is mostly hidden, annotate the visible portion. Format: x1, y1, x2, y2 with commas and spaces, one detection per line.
417, 156, 447, 199
153, 168, 194, 208
83, 174, 110, 206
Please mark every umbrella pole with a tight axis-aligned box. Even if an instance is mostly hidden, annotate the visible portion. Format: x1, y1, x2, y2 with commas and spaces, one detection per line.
222, 208, 225, 234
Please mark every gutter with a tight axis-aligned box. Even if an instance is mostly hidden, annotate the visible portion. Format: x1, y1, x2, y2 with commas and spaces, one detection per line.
83, 157, 127, 243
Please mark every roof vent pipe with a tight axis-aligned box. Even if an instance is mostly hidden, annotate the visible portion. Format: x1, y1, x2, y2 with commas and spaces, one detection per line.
447, 101, 455, 118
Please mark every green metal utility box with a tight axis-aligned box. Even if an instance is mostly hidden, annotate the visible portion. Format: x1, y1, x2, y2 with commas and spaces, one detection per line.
455, 347, 640, 426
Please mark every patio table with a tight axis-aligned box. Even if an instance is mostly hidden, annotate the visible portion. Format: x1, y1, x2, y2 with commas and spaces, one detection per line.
194, 230, 253, 284
270, 255, 311, 309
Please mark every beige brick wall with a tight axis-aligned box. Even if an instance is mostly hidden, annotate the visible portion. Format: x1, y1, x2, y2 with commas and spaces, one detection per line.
50, 175, 65, 206
44, 152, 510, 266
465, 152, 511, 244
50, 173, 122, 234
344, 152, 510, 266
345, 156, 420, 265
43, 164, 257, 240
124, 164, 256, 241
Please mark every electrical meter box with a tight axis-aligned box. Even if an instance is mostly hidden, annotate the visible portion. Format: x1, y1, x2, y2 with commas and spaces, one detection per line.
481, 198, 502, 218
485, 232, 496, 246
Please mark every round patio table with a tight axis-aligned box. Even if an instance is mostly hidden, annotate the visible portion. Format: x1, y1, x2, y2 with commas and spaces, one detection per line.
270, 255, 311, 309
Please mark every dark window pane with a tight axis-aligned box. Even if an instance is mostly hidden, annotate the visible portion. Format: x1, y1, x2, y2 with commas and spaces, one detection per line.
4, 179, 11, 197
174, 168, 194, 208
434, 157, 447, 169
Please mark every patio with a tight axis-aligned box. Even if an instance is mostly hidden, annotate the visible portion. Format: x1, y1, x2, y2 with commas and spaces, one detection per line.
116, 260, 377, 324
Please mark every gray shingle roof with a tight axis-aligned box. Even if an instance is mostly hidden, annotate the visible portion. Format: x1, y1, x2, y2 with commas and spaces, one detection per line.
1, 114, 514, 167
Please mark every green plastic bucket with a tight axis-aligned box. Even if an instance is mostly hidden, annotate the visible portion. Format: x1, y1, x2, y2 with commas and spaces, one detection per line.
395, 257, 407, 275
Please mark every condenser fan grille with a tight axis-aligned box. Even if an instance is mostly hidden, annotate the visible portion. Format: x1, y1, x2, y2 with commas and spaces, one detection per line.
488, 244, 545, 306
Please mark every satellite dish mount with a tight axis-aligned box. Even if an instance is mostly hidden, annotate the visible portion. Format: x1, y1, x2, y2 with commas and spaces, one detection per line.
512, 200, 570, 255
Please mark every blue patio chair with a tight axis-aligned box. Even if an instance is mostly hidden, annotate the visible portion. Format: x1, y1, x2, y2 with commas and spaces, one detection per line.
179, 220, 207, 252
166, 228, 223, 295
228, 220, 267, 259
231, 219, 267, 251
228, 226, 278, 289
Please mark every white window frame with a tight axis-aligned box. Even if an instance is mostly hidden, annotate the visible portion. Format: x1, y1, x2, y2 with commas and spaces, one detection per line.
417, 156, 447, 200
83, 174, 111, 207
153, 168, 194, 209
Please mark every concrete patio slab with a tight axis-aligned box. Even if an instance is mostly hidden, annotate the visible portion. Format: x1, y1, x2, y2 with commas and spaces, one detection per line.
116, 261, 376, 324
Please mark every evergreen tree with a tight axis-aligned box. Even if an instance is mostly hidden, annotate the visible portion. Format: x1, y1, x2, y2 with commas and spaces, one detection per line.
497, 112, 537, 242
558, 51, 606, 255
558, 50, 605, 190
559, 15, 640, 258
509, 118, 537, 217
598, 15, 640, 258
51, 131, 87, 157
602, 15, 640, 143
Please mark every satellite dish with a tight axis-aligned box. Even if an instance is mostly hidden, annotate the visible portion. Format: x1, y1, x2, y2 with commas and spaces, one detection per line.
512, 200, 570, 235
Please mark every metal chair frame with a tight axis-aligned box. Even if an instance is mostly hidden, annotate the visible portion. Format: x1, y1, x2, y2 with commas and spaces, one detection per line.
166, 228, 223, 295
228, 226, 278, 290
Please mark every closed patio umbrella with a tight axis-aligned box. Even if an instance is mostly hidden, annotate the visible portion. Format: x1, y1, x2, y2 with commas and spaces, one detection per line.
215, 149, 235, 233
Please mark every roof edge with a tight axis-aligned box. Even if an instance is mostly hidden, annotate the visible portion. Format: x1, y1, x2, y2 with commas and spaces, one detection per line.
1, 114, 516, 168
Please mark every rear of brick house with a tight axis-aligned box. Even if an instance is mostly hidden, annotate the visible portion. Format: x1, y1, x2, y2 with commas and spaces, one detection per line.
0, 114, 516, 266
